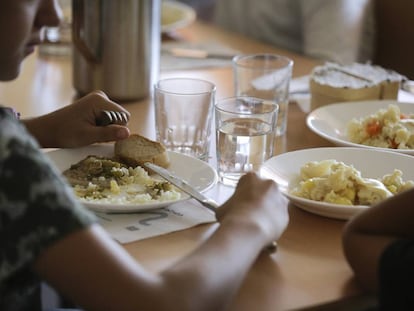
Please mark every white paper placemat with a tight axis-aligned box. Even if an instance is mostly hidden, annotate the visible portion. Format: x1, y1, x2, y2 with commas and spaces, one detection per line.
289, 75, 311, 113
95, 199, 216, 244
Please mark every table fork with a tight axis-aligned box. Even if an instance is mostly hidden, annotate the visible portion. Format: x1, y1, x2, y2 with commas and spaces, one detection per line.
96, 110, 129, 126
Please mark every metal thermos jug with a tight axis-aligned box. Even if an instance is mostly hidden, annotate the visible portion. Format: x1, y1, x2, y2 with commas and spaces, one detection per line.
72, 0, 161, 101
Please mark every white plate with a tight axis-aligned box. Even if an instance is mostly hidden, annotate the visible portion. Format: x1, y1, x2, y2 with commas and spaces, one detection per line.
162, 1, 196, 33
46, 144, 217, 213
307, 100, 414, 155
261, 147, 414, 220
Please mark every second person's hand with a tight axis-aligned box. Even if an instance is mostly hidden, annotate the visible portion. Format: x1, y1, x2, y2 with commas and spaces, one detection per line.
216, 172, 289, 250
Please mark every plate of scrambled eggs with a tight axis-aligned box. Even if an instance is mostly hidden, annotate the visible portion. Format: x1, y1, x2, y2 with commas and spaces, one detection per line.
162, 1, 196, 33
261, 147, 414, 220
46, 144, 217, 213
307, 100, 414, 155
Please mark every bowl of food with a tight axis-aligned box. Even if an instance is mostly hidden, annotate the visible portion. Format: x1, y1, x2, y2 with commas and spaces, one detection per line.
261, 147, 414, 220
161, 1, 196, 33
307, 100, 414, 155
46, 135, 218, 213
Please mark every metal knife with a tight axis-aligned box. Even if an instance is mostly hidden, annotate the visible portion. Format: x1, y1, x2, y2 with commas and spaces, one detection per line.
144, 162, 218, 213
144, 162, 278, 253
163, 47, 235, 60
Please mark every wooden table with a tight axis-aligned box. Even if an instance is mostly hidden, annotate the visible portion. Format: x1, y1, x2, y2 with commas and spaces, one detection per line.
2, 21, 405, 310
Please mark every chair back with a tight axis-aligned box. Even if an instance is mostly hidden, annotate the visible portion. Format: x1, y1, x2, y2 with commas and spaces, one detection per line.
374, 0, 414, 79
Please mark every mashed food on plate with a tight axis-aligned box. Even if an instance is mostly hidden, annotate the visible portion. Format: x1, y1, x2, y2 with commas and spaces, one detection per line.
290, 159, 414, 205
347, 104, 414, 149
63, 155, 181, 205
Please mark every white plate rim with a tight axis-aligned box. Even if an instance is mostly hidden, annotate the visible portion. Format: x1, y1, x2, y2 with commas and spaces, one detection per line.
261, 147, 414, 220
162, 1, 196, 33
306, 100, 414, 155
46, 144, 218, 213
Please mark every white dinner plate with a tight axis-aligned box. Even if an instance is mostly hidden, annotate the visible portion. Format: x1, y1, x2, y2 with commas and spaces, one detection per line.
46, 144, 218, 213
261, 147, 414, 220
306, 100, 414, 155
162, 1, 196, 33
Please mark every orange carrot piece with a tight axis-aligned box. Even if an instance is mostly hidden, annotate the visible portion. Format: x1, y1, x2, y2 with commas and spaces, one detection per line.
389, 138, 399, 149
366, 120, 381, 136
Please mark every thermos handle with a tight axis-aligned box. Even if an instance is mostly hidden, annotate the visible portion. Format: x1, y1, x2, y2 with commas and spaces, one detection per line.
72, 0, 99, 64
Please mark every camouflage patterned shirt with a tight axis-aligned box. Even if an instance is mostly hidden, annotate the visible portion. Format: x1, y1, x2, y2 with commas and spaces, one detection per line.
0, 107, 97, 310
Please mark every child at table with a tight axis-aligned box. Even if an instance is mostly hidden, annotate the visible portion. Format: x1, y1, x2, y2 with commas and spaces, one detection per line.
343, 187, 414, 310
0, 1, 290, 310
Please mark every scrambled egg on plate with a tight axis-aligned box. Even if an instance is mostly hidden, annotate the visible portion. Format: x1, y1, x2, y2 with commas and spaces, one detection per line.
290, 159, 414, 205
63, 156, 181, 205
347, 104, 414, 149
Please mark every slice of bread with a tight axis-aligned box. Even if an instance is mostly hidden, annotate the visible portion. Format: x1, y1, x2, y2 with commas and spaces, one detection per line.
114, 134, 170, 168
309, 62, 406, 110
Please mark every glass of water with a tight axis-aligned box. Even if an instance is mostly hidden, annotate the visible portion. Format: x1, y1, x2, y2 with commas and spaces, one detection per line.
233, 54, 293, 136
215, 96, 278, 186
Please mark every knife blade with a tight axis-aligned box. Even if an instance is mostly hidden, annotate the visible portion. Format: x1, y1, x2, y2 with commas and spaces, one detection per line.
144, 162, 218, 213
144, 162, 278, 253
163, 47, 235, 60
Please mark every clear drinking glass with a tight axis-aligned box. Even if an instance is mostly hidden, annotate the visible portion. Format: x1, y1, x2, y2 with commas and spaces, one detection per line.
233, 54, 293, 136
154, 78, 216, 161
215, 96, 278, 186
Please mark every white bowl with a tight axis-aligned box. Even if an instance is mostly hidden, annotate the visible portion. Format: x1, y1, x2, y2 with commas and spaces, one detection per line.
46, 144, 217, 213
261, 147, 414, 220
307, 100, 414, 155
162, 1, 196, 33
